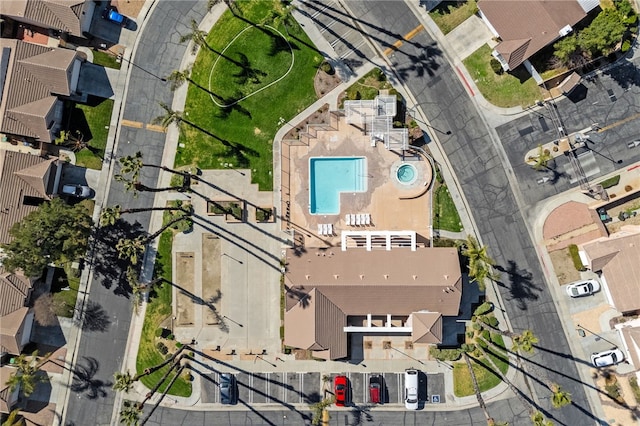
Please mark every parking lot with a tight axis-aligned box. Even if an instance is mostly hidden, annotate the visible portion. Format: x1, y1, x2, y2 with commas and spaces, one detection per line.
201, 371, 445, 407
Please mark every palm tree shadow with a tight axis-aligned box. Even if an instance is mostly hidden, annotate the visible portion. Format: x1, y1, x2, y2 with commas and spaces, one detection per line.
70, 356, 112, 400
74, 300, 111, 332
494, 260, 543, 311
284, 285, 311, 308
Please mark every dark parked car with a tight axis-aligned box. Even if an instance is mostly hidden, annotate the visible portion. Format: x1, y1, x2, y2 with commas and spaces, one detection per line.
369, 375, 383, 404
219, 373, 237, 405
334, 375, 348, 406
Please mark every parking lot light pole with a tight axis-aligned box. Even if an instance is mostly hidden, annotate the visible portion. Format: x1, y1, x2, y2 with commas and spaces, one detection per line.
577, 324, 618, 347
389, 345, 425, 365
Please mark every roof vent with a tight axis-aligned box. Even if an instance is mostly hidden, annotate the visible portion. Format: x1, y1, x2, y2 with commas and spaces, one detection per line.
359, 274, 365, 280
443, 274, 449, 280
334, 274, 339, 280
305, 275, 310, 280
384, 274, 389, 280
412, 275, 417, 280
559, 25, 572, 37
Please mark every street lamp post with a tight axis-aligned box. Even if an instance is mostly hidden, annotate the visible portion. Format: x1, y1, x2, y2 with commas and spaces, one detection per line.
106, 49, 167, 82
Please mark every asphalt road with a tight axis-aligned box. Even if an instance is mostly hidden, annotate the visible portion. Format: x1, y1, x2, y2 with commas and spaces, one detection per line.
62, 2, 207, 425
141, 398, 529, 426
339, 1, 598, 425
496, 61, 640, 207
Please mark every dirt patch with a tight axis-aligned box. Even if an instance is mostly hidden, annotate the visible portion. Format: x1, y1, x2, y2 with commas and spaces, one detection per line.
548, 248, 581, 285
175, 252, 195, 326
111, 0, 145, 19
202, 234, 221, 325
283, 103, 330, 140
254, 128, 261, 135
314, 64, 342, 98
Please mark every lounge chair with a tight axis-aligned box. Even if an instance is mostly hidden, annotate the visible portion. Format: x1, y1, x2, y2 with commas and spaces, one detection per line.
318, 224, 323, 235
346, 215, 351, 226
323, 223, 329, 235
350, 214, 355, 225
355, 214, 361, 226
327, 223, 333, 235
365, 214, 371, 225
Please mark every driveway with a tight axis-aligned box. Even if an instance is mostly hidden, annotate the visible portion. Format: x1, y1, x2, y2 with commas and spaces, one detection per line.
445, 14, 495, 61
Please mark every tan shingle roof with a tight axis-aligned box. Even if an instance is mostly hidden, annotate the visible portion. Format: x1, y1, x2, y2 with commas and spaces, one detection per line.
0, 365, 17, 413
0, 150, 59, 244
479, 0, 589, 69
582, 228, 640, 313
0, 38, 77, 141
3, 0, 85, 37
411, 312, 442, 344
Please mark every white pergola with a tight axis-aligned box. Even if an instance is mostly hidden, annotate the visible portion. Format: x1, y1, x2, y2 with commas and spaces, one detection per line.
344, 95, 408, 150
341, 230, 416, 251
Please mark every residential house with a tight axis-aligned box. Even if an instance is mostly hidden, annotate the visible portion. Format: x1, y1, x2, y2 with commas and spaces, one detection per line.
0, 38, 83, 146
283, 246, 462, 360
1, 0, 95, 39
579, 225, 640, 315
478, 0, 599, 71
0, 150, 62, 245
0, 365, 20, 414
0, 268, 35, 359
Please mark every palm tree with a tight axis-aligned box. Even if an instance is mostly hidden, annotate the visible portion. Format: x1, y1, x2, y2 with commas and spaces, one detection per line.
139, 364, 188, 425
113, 371, 136, 394
462, 352, 494, 425
116, 236, 146, 265
166, 69, 222, 99
528, 145, 554, 171
458, 235, 499, 290
119, 400, 141, 426
5, 350, 50, 398
100, 205, 192, 227
1, 409, 25, 426
530, 411, 553, 426
179, 19, 209, 55
152, 102, 231, 146
548, 383, 571, 409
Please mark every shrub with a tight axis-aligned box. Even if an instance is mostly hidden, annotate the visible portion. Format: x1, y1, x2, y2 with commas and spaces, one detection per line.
155, 328, 163, 337
474, 302, 493, 316
625, 185, 633, 192
621, 40, 631, 52
156, 342, 168, 355
429, 347, 462, 361
568, 244, 586, 271
490, 58, 503, 74
167, 334, 175, 340
599, 174, 620, 189
176, 342, 183, 348
320, 61, 334, 74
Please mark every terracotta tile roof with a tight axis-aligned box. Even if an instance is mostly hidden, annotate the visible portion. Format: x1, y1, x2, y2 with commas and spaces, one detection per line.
478, 0, 591, 69
2, 0, 86, 37
0, 38, 78, 141
581, 227, 640, 313
0, 150, 59, 244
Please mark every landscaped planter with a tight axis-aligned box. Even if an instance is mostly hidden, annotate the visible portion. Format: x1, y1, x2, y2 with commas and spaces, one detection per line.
255, 207, 275, 223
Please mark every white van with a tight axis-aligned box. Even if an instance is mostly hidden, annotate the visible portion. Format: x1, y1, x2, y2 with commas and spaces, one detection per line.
404, 369, 419, 410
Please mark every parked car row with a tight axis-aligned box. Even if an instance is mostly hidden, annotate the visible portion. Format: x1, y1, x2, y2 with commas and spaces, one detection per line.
334, 369, 421, 409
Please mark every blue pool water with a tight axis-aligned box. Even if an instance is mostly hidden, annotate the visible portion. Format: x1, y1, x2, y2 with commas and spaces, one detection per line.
309, 157, 367, 215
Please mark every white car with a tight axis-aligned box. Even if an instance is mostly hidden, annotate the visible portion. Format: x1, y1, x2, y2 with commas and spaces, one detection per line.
591, 348, 624, 367
566, 279, 600, 297
62, 184, 91, 198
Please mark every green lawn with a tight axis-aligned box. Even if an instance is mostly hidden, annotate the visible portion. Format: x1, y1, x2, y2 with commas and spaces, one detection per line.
341, 68, 394, 106
51, 265, 80, 317
453, 334, 509, 396
136, 231, 192, 397
175, 1, 321, 190
70, 97, 114, 170
91, 49, 121, 69
429, 1, 478, 35
433, 183, 462, 232
463, 44, 541, 108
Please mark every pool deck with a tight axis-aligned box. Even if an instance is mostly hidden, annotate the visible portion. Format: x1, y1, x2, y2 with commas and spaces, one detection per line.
282, 113, 432, 248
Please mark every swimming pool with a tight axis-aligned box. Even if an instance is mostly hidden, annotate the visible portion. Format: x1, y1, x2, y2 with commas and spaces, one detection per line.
309, 157, 367, 215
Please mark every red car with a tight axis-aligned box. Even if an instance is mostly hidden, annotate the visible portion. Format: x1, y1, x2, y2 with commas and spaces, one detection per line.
369, 375, 382, 404
334, 375, 348, 406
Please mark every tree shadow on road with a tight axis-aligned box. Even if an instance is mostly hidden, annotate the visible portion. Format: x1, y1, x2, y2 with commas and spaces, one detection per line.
494, 260, 543, 311
74, 300, 111, 332
70, 356, 111, 400
602, 60, 640, 90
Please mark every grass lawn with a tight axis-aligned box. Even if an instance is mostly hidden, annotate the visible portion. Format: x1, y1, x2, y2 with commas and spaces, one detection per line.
429, 0, 478, 35
175, 1, 321, 190
433, 183, 462, 232
453, 334, 509, 397
69, 97, 113, 170
463, 44, 542, 108
136, 231, 192, 397
91, 49, 121, 69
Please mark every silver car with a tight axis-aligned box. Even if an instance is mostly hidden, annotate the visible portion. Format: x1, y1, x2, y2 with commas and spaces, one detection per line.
566, 279, 600, 297
591, 348, 624, 367
62, 184, 91, 198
